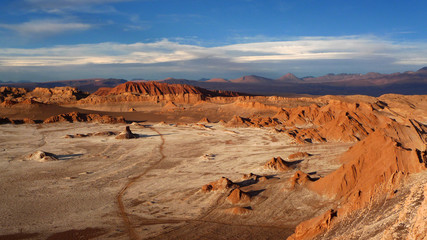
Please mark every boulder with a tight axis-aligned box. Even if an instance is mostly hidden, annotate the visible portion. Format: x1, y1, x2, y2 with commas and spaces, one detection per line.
115, 126, 138, 139
27, 150, 58, 162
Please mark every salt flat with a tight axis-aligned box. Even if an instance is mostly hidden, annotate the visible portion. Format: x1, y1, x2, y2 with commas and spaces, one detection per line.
0, 122, 353, 239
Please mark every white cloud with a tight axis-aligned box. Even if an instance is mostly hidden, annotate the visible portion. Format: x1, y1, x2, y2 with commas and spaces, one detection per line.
215, 36, 394, 62
0, 19, 91, 36
0, 36, 425, 70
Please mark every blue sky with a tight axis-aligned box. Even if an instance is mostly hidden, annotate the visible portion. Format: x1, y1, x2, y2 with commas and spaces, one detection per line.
0, 0, 426, 82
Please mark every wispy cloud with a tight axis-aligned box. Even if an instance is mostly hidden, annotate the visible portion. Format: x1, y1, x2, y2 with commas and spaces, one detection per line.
0, 19, 91, 37
0, 36, 426, 81
23, 0, 131, 13
123, 14, 151, 31
219, 36, 391, 62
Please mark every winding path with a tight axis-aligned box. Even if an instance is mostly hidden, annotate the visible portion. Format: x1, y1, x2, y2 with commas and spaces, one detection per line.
116, 126, 165, 240
116, 126, 292, 240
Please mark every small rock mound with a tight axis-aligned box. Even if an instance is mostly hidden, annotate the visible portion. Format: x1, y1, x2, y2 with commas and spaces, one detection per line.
258, 176, 268, 182
66, 131, 119, 138
241, 173, 269, 185
226, 188, 251, 204
224, 206, 252, 215
198, 117, 211, 123
264, 156, 294, 171
288, 152, 312, 160
129, 108, 136, 112
218, 119, 227, 125
242, 173, 261, 181
94, 131, 119, 136
289, 170, 315, 188
239, 173, 262, 186
226, 115, 253, 127
162, 101, 179, 111
115, 126, 138, 139
202, 177, 235, 192
27, 150, 58, 162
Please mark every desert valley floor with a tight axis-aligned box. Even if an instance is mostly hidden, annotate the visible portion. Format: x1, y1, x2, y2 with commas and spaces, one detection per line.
0, 122, 352, 239
0, 82, 426, 240
1, 121, 426, 240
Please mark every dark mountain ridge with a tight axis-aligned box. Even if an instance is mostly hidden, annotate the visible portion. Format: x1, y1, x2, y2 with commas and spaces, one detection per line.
1, 67, 426, 96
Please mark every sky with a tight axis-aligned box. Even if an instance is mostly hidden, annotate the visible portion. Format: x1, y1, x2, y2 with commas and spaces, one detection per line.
0, 0, 426, 82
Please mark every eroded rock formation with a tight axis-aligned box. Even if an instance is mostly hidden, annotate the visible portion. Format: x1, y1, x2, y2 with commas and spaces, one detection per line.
80, 81, 242, 105
288, 152, 311, 160
43, 112, 125, 124
0, 86, 88, 105
226, 188, 251, 204
27, 150, 58, 162
201, 177, 236, 192
264, 156, 295, 171
115, 126, 138, 139
288, 120, 427, 239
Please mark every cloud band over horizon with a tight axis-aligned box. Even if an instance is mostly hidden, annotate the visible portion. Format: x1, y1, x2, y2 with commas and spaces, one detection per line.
1, 35, 426, 82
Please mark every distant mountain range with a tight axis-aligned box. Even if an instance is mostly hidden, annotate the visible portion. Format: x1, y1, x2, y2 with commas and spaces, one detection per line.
1, 67, 426, 96
0, 78, 127, 93
157, 67, 427, 96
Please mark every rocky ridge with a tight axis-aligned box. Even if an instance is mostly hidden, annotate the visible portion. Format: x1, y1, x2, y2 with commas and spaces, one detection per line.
43, 112, 125, 124
0, 86, 88, 105
287, 119, 427, 239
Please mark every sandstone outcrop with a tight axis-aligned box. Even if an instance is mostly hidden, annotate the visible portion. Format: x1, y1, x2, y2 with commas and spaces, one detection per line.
226, 116, 253, 127
249, 100, 389, 143
232, 100, 282, 112
0, 86, 88, 105
285, 128, 327, 144
198, 117, 211, 123
0, 87, 28, 103
288, 152, 311, 160
66, 131, 119, 138
226, 188, 251, 204
27, 150, 58, 162
250, 117, 280, 128
288, 120, 427, 239
264, 157, 295, 171
26, 87, 88, 104
161, 101, 180, 111
287, 209, 337, 240
115, 126, 138, 139
80, 81, 242, 105
201, 177, 236, 192
0, 117, 37, 124
43, 112, 125, 124
242, 173, 261, 181
289, 171, 316, 188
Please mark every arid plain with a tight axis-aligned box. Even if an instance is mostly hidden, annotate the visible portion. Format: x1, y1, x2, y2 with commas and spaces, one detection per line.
0, 82, 426, 240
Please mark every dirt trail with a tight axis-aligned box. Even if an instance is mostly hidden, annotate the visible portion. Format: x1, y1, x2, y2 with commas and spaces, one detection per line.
116, 126, 295, 240
116, 126, 165, 240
